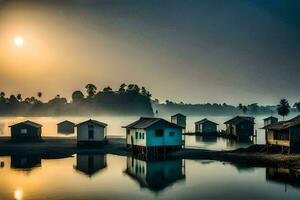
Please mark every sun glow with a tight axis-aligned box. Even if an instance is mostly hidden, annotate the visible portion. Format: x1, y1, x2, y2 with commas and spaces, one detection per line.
14, 188, 23, 200
14, 36, 24, 47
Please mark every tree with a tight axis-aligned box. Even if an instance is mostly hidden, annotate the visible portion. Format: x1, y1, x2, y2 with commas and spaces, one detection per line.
293, 102, 300, 114
141, 86, 152, 98
277, 99, 290, 120
118, 83, 126, 94
0, 92, 5, 98
16, 94, 22, 101
242, 106, 248, 114
72, 90, 84, 103
102, 86, 113, 93
9, 95, 18, 105
37, 92, 42, 99
85, 84, 97, 98
238, 103, 243, 111
248, 103, 259, 114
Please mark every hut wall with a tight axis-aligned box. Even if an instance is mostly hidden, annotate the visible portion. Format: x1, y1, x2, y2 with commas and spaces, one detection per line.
77, 124, 105, 142
146, 128, 182, 147
126, 128, 146, 147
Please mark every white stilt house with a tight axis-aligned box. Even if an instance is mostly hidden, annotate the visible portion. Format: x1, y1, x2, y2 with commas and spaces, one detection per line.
76, 119, 108, 146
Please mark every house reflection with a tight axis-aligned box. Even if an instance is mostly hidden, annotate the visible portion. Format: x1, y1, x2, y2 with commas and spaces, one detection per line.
0, 160, 4, 168
124, 156, 186, 192
226, 137, 253, 148
266, 168, 300, 190
0, 122, 4, 135
195, 135, 217, 144
74, 153, 107, 177
10, 155, 41, 170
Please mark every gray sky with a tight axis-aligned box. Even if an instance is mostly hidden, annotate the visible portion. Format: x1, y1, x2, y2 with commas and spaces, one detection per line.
0, 0, 299, 105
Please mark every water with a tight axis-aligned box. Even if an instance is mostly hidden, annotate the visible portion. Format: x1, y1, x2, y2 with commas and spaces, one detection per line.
0, 115, 273, 151
0, 154, 300, 200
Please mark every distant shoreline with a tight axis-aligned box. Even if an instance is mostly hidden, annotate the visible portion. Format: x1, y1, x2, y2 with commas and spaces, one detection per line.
1, 137, 300, 169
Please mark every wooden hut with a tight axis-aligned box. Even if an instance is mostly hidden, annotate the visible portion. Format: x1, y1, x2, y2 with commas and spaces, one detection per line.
124, 117, 184, 155
224, 116, 255, 138
76, 119, 108, 147
57, 120, 75, 134
263, 116, 278, 127
171, 113, 186, 129
74, 153, 107, 177
124, 156, 185, 192
263, 116, 300, 152
9, 120, 42, 142
195, 118, 218, 134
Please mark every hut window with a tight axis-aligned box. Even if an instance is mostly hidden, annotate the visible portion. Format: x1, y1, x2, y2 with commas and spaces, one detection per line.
21, 129, 27, 134
135, 132, 138, 139
142, 133, 145, 139
169, 131, 175, 136
126, 129, 130, 135
139, 132, 142, 139
155, 129, 164, 137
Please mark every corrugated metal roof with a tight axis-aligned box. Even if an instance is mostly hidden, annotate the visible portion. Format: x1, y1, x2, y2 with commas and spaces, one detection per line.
263, 115, 300, 130
224, 116, 255, 125
195, 118, 218, 125
123, 117, 183, 129
76, 119, 107, 127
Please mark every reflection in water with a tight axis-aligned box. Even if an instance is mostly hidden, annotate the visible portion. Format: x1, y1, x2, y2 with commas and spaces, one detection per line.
0, 161, 4, 168
10, 155, 41, 170
74, 153, 107, 177
14, 189, 23, 200
266, 168, 300, 190
196, 136, 217, 143
124, 156, 186, 192
0, 122, 4, 135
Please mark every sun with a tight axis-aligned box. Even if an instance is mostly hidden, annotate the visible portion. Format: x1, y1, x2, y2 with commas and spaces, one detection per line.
14, 36, 24, 47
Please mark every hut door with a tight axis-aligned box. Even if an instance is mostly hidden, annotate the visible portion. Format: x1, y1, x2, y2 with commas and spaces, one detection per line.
131, 136, 134, 145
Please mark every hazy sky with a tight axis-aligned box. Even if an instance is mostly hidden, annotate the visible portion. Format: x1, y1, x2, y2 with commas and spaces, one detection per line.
0, 0, 299, 105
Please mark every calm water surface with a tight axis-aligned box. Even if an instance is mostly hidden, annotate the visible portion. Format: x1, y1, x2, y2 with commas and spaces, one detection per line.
0, 154, 300, 200
0, 115, 270, 150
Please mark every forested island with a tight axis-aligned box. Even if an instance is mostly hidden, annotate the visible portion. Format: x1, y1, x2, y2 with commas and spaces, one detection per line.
0, 83, 299, 116
0, 84, 153, 116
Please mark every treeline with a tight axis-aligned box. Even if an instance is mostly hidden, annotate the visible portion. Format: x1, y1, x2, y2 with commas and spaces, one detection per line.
152, 99, 300, 116
0, 83, 154, 116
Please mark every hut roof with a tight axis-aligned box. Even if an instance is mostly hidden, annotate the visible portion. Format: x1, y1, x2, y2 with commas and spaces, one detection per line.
263, 116, 278, 121
9, 120, 42, 128
195, 118, 218, 125
57, 120, 75, 126
123, 117, 183, 129
76, 119, 107, 127
263, 116, 300, 130
224, 116, 255, 125
171, 113, 186, 118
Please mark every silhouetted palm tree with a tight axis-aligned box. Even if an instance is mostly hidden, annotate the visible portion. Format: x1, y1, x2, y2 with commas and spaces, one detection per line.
85, 84, 97, 98
277, 99, 290, 120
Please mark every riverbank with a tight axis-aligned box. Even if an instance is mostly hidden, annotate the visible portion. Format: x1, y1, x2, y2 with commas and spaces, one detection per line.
1, 137, 300, 169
